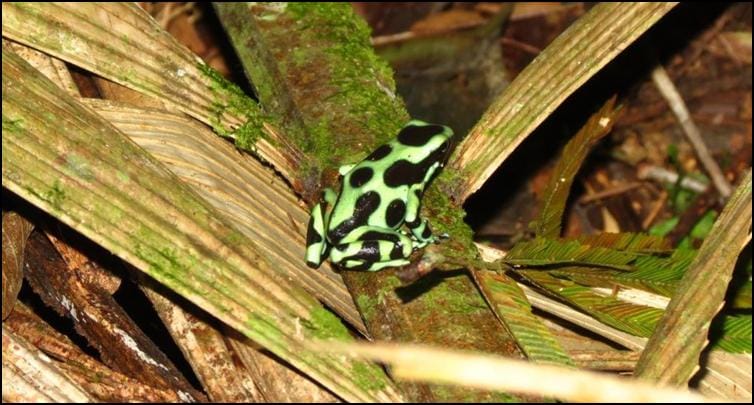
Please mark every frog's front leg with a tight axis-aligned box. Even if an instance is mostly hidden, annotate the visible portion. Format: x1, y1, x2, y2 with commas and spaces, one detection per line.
404, 185, 436, 248
305, 188, 337, 268
329, 227, 413, 271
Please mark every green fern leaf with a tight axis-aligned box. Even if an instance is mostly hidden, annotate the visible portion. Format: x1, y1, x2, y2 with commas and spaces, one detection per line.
534, 98, 621, 238
519, 270, 663, 337
550, 248, 697, 297
506, 237, 639, 271
710, 314, 752, 353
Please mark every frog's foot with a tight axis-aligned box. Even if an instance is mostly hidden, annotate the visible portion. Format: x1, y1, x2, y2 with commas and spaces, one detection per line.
330, 228, 414, 271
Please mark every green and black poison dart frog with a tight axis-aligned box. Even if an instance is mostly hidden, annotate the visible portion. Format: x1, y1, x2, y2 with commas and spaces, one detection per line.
305, 120, 453, 271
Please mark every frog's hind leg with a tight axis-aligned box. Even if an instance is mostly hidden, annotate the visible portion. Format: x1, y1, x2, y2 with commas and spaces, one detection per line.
330, 227, 413, 271
305, 188, 338, 268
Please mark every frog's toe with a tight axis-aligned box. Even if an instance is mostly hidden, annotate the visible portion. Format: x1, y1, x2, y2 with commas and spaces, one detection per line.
412, 233, 439, 248
413, 240, 429, 249
305, 245, 325, 268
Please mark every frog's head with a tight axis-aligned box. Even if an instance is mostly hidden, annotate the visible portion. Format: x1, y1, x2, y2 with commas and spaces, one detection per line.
400, 120, 455, 166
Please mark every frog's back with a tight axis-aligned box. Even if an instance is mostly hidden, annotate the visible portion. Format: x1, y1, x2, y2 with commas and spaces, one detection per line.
327, 121, 452, 242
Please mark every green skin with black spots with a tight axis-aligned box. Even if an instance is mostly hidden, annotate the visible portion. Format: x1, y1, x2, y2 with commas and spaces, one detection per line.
306, 120, 453, 271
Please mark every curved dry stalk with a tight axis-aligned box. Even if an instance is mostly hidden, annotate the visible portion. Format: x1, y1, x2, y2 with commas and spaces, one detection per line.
448, 3, 678, 202
635, 170, 751, 385
315, 341, 716, 403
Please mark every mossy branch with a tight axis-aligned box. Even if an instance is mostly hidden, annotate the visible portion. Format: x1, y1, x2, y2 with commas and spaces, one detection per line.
212, 4, 524, 401
214, 2, 409, 200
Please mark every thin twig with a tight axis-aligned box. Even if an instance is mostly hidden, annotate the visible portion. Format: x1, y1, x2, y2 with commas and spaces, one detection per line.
637, 163, 709, 194
650, 64, 733, 198
370, 31, 415, 47
157, 3, 174, 28
642, 189, 668, 230
500, 37, 542, 55
157, 2, 197, 29
578, 182, 643, 204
